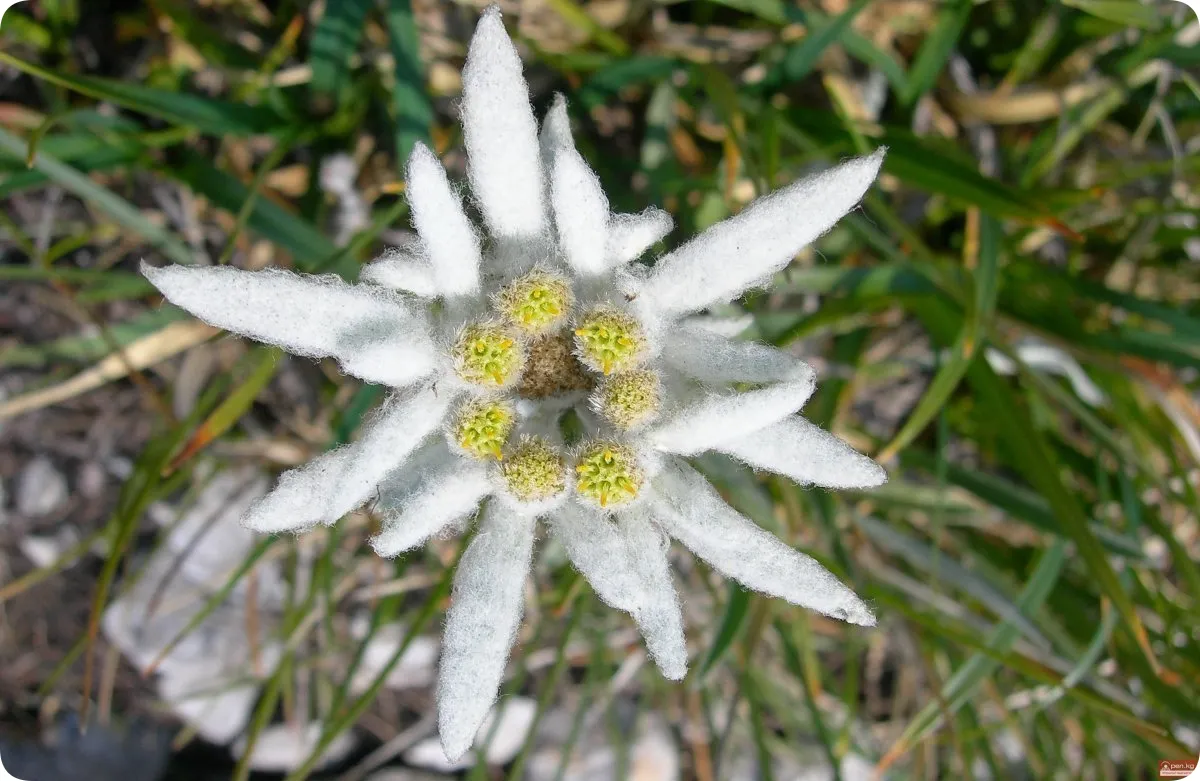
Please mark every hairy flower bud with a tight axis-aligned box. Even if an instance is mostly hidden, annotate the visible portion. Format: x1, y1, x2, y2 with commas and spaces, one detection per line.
452, 322, 525, 388
495, 270, 573, 335
501, 436, 568, 502
451, 398, 515, 460
592, 369, 661, 429
575, 441, 643, 509
573, 307, 647, 376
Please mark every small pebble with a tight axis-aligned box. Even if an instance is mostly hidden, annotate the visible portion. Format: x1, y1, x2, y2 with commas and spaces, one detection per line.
16, 456, 69, 517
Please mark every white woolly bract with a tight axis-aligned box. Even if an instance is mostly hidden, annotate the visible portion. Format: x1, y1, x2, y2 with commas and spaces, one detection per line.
607, 208, 673, 265
651, 459, 875, 626
360, 248, 438, 297
438, 503, 536, 760
143, 262, 436, 388
552, 146, 610, 276
372, 461, 492, 557
406, 142, 482, 297
662, 324, 813, 384
241, 386, 453, 533
645, 375, 816, 456
538, 93, 573, 161
717, 416, 887, 490
461, 6, 544, 240
635, 149, 885, 318
551, 504, 686, 678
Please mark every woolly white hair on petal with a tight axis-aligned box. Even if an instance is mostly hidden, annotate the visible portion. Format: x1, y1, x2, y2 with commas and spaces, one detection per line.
651, 459, 875, 626
552, 146, 610, 276
607, 208, 674, 265
716, 416, 887, 490
461, 6, 545, 239
646, 375, 816, 456
662, 324, 812, 384
635, 149, 886, 318
360, 248, 438, 297
406, 142, 482, 297
550, 504, 686, 679
616, 509, 688, 679
371, 461, 492, 557
538, 93, 573, 161
438, 503, 537, 761
142, 263, 437, 388
241, 386, 453, 533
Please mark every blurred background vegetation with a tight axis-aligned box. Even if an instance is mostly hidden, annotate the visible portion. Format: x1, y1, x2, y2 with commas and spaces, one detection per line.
0, 0, 1197, 779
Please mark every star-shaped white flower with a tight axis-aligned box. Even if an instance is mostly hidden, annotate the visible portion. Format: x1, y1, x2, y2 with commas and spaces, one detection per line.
143, 5, 888, 761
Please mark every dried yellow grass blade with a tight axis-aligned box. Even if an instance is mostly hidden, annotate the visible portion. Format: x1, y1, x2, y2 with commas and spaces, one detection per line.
0, 320, 218, 419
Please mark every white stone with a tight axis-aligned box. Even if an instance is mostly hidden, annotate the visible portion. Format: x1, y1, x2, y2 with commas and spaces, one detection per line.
404, 697, 537, 771
16, 456, 68, 516
232, 722, 357, 773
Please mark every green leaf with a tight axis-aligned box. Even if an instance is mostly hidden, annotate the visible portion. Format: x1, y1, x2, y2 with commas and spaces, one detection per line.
901, 0, 972, 105
0, 127, 195, 266
0, 50, 291, 136
782, 0, 870, 81
309, 0, 373, 98
699, 583, 752, 677
166, 149, 341, 271
384, 0, 434, 163
1060, 0, 1164, 30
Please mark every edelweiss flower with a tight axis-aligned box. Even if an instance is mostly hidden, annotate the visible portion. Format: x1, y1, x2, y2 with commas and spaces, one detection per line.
142, 6, 887, 760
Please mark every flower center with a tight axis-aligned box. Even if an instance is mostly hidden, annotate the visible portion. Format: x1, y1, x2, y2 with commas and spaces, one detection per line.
452, 322, 525, 388
575, 441, 642, 509
496, 270, 573, 335
502, 437, 568, 502
573, 307, 647, 376
518, 332, 594, 400
593, 370, 661, 429
451, 398, 514, 460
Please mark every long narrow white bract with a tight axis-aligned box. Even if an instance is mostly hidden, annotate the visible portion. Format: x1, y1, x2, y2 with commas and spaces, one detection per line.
461, 6, 544, 240
717, 416, 887, 490
142, 262, 437, 388
606, 208, 674, 265
552, 146, 610, 276
241, 386, 453, 533
538, 93, 573, 161
662, 324, 813, 384
360, 248, 438, 297
372, 461, 493, 557
551, 503, 643, 615
651, 459, 875, 626
438, 503, 537, 760
406, 143, 482, 297
645, 375, 816, 456
616, 509, 687, 680
635, 150, 886, 318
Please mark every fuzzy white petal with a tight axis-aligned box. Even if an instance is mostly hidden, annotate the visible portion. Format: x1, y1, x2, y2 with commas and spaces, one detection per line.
143, 263, 436, 388
461, 7, 545, 239
551, 505, 686, 678
538, 93, 573, 162
552, 146, 610, 276
651, 460, 874, 626
406, 143, 482, 296
438, 503, 536, 761
646, 374, 816, 456
617, 509, 688, 679
241, 386, 452, 533
607, 208, 673, 265
372, 462, 492, 557
717, 416, 887, 489
360, 248, 438, 297
636, 150, 885, 318
663, 324, 811, 384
